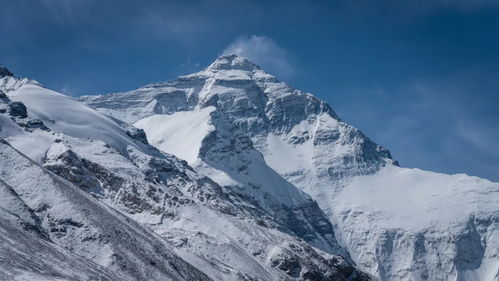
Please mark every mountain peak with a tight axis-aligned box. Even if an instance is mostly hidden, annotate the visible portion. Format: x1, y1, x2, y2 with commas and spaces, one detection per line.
0, 65, 14, 78
207, 54, 261, 71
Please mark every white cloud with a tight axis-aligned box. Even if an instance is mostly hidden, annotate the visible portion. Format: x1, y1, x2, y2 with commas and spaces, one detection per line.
222, 35, 294, 80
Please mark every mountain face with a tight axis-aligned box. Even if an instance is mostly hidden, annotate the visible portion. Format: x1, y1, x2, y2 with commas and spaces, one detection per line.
1, 56, 498, 281
0, 66, 370, 280
81, 54, 499, 281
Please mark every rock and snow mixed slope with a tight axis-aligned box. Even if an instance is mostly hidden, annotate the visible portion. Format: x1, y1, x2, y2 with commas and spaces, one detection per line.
0, 67, 369, 280
134, 105, 345, 255
0, 140, 211, 281
83, 54, 499, 281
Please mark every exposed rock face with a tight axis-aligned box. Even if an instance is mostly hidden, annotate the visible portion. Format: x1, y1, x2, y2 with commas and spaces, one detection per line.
81, 54, 499, 281
8, 101, 27, 118
0, 89, 48, 132
0, 65, 13, 78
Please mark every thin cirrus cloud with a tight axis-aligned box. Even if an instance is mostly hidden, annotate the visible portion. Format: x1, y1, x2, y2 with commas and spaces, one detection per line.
1, 1, 215, 45
341, 0, 499, 16
458, 122, 499, 157
222, 35, 295, 81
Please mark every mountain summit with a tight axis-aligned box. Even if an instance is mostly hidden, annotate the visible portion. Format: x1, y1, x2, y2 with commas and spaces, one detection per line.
207, 54, 261, 71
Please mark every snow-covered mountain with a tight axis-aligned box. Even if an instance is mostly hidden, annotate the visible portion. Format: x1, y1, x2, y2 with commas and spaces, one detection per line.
82, 54, 499, 281
0, 65, 370, 280
0, 79, 212, 280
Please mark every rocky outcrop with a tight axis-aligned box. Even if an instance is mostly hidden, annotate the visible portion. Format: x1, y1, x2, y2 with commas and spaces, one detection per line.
0, 65, 13, 78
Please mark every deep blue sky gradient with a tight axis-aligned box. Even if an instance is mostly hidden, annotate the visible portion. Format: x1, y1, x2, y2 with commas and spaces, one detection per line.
1, 0, 498, 180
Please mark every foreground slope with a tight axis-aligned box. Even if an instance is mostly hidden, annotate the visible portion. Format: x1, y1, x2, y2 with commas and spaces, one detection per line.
0, 179, 125, 281
1, 67, 370, 280
82, 54, 499, 281
0, 139, 211, 281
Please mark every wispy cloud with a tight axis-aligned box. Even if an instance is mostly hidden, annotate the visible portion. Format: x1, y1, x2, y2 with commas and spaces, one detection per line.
339, 0, 499, 20
0, 0, 218, 48
458, 122, 499, 157
223, 35, 295, 80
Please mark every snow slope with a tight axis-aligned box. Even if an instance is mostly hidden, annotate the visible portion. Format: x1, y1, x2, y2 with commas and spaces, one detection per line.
6, 81, 144, 155
135, 106, 216, 163
82, 54, 499, 281
332, 166, 499, 281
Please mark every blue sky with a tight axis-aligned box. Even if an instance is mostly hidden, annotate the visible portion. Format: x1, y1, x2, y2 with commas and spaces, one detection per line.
1, 0, 498, 181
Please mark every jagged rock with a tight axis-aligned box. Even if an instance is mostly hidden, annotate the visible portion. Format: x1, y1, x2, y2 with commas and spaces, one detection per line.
8, 101, 27, 118
0, 65, 13, 78
126, 126, 149, 144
